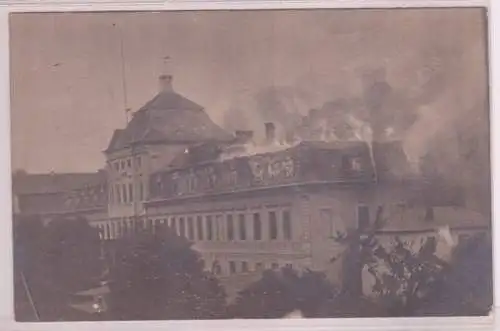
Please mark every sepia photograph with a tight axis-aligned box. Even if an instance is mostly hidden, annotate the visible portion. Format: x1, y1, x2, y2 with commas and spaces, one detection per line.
10, 7, 492, 322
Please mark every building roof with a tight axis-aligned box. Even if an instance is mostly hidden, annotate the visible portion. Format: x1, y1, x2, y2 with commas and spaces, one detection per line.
13, 171, 107, 215
12, 172, 105, 195
105, 80, 234, 152
378, 205, 488, 234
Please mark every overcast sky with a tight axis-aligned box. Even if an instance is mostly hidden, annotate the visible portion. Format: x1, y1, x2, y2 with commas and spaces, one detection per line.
9, 8, 487, 174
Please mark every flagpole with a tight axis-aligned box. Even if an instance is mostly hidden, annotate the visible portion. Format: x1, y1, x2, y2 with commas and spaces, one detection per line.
114, 22, 129, 126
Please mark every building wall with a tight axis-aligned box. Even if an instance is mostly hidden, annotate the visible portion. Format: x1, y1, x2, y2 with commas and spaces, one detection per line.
144, 188, 314, 297
105, 143, 187, 220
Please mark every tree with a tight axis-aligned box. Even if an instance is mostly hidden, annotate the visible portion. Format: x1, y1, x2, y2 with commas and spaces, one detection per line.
14, 215, 102, 321
107, 228, 227, 320
417, 233, 493, 316
229, 266, 337, 318
330, 203, 492, 317
367, 236, 447, 316
13, 215, 45, 321
42, 216, 103, 293
328, 206, 449, 317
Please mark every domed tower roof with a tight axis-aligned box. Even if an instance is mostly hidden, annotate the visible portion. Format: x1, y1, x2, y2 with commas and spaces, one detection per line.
105, 75, 234, 153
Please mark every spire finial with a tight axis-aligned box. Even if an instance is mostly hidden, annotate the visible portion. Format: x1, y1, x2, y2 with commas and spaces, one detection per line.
162, 55, 171, 76
159, 55, 173, 92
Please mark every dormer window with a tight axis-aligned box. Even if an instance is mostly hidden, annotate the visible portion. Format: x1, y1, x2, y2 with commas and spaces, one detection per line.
342, 155, 362, 172
424, 207, 434, 222
351, 157, 362, 171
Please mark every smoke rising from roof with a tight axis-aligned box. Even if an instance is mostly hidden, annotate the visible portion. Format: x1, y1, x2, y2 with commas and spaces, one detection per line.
222, 36, 489, 214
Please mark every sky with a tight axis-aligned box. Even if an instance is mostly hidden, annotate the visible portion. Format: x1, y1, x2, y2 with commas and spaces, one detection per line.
9, 8, 488, 174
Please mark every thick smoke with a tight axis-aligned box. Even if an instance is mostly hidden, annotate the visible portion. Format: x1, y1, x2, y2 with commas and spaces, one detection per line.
220, 43, 489, 214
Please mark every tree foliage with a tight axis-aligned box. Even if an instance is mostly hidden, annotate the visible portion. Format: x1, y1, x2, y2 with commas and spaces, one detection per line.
107, 228, 227, 320
331, 204, 492, 317
229, 266, 337, 318
417, 233, 493, 316
14, 215, 102, 321
43, 217, 103, 292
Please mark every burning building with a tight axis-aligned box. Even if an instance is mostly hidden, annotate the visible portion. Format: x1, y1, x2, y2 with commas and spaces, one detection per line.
16, 73, 488, 301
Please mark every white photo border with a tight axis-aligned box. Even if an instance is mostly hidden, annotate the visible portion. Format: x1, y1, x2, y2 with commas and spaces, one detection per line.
0, 1, 495, 330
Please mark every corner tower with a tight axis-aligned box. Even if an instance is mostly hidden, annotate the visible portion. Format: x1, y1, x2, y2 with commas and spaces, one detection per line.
103, 74, 234, 233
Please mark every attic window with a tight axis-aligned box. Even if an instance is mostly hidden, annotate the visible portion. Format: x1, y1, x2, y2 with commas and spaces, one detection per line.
342, 155, 362, 172
424, 207, 434, 222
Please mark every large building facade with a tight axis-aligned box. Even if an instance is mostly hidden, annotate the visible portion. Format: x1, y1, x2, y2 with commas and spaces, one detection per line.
13, 74, 489, 300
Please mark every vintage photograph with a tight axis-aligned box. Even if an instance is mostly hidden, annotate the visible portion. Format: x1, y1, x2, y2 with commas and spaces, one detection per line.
10, 8, 492, 322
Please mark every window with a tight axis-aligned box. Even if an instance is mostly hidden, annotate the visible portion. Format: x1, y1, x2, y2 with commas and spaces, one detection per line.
115, 185, 121, 204
197, 216, 204, 240
357, 205, 370, 229
106, 224, 111, 240
109, 186, 114, 205
342, 155, 362, 171
128, 183, 133, 202
351, 157, 362, 171
206, 216, 213, 241
122, 221, 127, 236
187, 217, 194, 240
114, 162, 119, 172
285, 263, 293, 269
425, 207, 434, 222
341, 155, 351, 171
127, 159, 132, 168
122, 184, 128, 203
116, 222, 122, 238
269, 211, 278, 240
179, 217, 186, 237
238, 214, 246, 240
255, 262, 264, 271
283, 210, 292, 240
241, 261, 249, 273
229, 261, 236, 274
215, 215, 223, 241
271, 262, 279, 270
139, 182, 144, 201
121, 160, 125, 170
253, 213, 262, 240
227, 214, 234, 241
136, 156, 142, 168
170, 217, 178, 235
459, 233, 470, 243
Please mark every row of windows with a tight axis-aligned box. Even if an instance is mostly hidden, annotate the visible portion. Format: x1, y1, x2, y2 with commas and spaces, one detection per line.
111, 156, 142, 173
155, 210, 292, 242
97, 210, 293, 242
214, 260, 293, 276
109, 182, 144, 204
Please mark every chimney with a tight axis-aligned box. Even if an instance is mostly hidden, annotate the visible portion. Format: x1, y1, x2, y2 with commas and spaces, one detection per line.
235, 130, 254, 144
159, 74, 173, 92
265, 122, 276, 144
